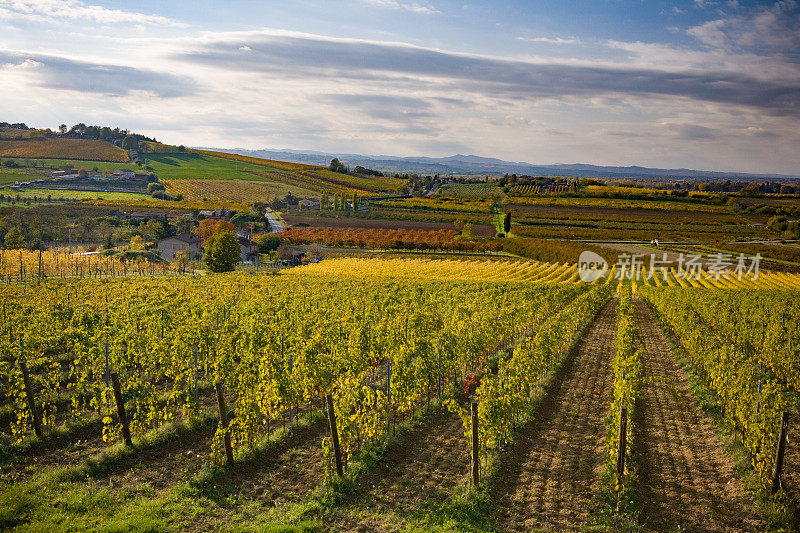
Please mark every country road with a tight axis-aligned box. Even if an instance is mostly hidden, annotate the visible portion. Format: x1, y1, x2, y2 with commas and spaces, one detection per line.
265, 210, 285, 232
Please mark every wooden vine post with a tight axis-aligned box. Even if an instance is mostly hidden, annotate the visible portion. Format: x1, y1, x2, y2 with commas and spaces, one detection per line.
386, 359, 392, 436
19, 360, 42, 437
471, 401, 479, 488
616, 405, 627, 481
193, 345, 199, 405
325, 392, 344, 477
110, 372, 133, 447
772, 411, 790, 494
437, 347, 442, 398
614, 404, 628, 512
215, 380, 234, 464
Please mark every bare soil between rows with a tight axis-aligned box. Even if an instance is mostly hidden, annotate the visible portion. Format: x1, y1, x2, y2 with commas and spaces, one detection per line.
633, 299, 762, 532
331, 405, 470, 532
490, 298, 618, 532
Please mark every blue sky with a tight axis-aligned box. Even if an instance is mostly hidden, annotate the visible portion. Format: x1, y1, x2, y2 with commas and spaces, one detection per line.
0, 0, 798, 174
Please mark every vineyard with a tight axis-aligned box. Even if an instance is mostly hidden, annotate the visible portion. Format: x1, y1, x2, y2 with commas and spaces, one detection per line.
0, 139, 129, 162
510, 183, 571, 195
504, 195, 728, 213
0, 256, 798, 531
373, 197, 495, 213
161, 178, 307, 203
193, 149, 406, 196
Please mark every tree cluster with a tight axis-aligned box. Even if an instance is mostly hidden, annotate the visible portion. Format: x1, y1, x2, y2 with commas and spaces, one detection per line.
58, 123, 156, 145
353, 165, 384, 177
284, 227, 502, 252
328, 158, 349, 174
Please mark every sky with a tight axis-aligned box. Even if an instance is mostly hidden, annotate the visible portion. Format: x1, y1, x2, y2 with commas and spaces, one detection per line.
0, 1, 799, 174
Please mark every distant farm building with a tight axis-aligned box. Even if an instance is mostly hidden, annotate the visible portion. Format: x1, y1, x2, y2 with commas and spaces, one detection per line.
237, 235, 257, 263
298, 198, 320, 210
157, 234, 203, 261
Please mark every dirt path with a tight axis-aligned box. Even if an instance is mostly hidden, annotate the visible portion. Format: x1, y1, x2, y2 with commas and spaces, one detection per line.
203, 416, 328, 507
333, 405, 470, 531
491, 298, 617, 532
633, 300, 762, 532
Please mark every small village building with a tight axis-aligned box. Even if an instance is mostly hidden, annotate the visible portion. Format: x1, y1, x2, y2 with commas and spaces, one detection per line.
157, 234, 203, 261
298, 198, 320, 210
237, 235, 257, 263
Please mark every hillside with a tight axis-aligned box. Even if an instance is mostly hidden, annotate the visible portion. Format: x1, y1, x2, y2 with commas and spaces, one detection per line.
0, 138, 129, 162
206, 147, 800, 181
0, 135, 407, 202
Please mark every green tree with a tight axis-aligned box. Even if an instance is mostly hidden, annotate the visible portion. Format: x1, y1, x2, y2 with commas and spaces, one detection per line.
204, 230, 240, 272
503, 212, 512, 234
4, 226, 25, 249
768, 215, 789, 233
328, 158, 348, 174
255, 233, 283, 254
122, 135, 139, 150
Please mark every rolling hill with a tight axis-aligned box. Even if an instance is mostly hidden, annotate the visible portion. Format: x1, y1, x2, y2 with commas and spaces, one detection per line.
0, 138, 407, 202
0, 138, 129, 162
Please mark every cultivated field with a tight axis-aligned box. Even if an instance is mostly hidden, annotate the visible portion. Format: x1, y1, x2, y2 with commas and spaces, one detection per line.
0, 257, 798, 532
0, 138, 129, 162
162, 178, 313, 203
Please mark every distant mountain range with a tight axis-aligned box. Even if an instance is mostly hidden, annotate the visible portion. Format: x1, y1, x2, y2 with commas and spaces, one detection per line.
197, 147, 799, 181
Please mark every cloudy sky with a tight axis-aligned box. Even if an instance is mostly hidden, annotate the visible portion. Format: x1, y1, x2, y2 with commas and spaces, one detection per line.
1, 0, 799, 174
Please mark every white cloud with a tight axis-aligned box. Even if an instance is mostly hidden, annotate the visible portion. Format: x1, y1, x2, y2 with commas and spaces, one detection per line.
2, 57, 41, 69
360, 0, 438, 14
1, 21, 799, 173
687, 19, 728, 47
517, 36, 581, 45
0, 0, 184, 26
687, 1, 800, 51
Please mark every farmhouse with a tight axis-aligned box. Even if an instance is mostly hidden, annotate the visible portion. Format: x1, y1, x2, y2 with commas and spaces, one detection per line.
157, 234, 202, 261
298, 198, 320, 210
199, 208, 233, 219
237, 235, 257, 263
111, 169, 135, 180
